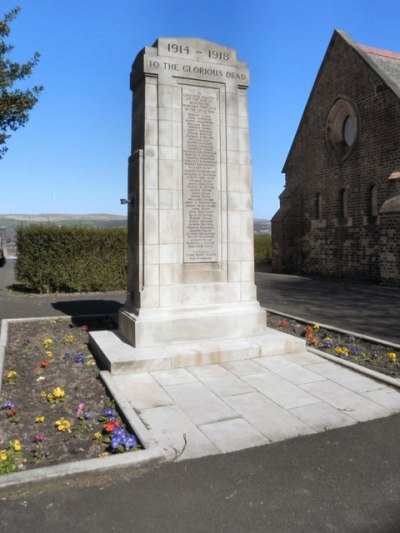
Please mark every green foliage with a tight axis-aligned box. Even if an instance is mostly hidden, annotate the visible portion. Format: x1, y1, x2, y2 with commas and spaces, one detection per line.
15, 226, 127, 293
0, 6, 43, 158
254, 233, 272, 264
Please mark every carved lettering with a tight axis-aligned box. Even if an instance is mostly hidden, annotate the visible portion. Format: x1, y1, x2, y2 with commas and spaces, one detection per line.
183, 88, 218, 262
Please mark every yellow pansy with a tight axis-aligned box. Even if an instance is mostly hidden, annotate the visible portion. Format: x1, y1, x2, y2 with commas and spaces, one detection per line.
0, 451, 8, 461
13, 440, 21, 452
35, 416, 45, 423
43, 338, 54, 347
53, 387, 64, 398
55, 417, 71, 432
335, 346, 349, 356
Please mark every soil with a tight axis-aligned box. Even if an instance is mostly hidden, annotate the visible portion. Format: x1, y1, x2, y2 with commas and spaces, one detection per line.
268, 311, 400, 379
0, 316, 140, 474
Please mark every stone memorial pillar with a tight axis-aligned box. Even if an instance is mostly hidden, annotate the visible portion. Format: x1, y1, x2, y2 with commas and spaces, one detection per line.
90, 39, 304, 373
119, 38, 266, 348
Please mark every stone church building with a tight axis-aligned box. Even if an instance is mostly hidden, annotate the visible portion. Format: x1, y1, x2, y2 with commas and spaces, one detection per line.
272, 30, 400, 285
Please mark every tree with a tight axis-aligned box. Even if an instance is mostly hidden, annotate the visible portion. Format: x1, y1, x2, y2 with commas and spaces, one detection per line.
0, 6, 43, 158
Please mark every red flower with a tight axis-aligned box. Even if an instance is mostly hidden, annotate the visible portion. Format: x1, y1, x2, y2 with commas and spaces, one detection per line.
81, 325, 89, 332
40, 360, 48, 368
104, 420, 121, 432
104, 421, 116, 432
7, 408, 17, 417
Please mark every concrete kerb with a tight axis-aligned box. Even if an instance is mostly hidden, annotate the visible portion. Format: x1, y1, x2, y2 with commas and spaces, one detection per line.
0, 319, 8, 396
308, 347, 400, 390
266, 307, 400, 390
0, 315, 167, 489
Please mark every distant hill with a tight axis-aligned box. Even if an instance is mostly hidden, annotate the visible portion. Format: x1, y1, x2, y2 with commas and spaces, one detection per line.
0, 214, 127, 223
0, 214, 128, 256
254, 219, 271, 233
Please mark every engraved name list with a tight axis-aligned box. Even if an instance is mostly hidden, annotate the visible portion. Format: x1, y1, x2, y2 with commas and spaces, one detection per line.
183, 88, 219, 263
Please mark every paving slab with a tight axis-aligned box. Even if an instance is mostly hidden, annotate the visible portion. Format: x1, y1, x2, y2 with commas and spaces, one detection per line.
138, 404, 196, 436
280, 351, 324, 365
257, 355, 325, 385
163, 381, 238, 425
222, 358, 267, 376
301, 380, 391, 422
199, 418, 269, 453
362, 388, 400, 412
187, 363, 229, 379
306, 360, 385, 393
290, 401, 357, 431
195, 373, 254, 397
151, 367, 198, 386
225, 391, 316, 442
242, 370, 321, 409
115, 372, 173, 410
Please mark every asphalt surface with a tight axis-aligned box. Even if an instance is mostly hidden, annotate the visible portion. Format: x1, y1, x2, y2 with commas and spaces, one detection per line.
1, 259, 400, 532
255, 270, 400, 344
1, 260, 399, 343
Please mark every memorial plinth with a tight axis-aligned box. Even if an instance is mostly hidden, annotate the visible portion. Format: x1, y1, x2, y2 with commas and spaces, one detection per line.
89, 38, 305, 373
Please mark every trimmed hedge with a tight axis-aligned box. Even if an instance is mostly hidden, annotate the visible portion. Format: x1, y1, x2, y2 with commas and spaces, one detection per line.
254, 233, 272, 264
15, 225, 127, 293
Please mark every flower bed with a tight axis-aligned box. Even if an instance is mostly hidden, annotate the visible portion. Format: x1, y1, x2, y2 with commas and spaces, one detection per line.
0, 317, 141, 475
267, 311, 400, 379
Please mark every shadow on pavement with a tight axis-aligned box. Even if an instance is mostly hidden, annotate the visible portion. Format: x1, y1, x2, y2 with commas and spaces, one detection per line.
52, 300, 124, 317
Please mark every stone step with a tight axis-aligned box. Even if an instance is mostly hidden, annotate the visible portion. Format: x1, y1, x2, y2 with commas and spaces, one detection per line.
89, 328, 305, 375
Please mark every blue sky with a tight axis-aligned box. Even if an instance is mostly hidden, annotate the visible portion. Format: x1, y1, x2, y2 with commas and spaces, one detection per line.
1, 0, 400, 218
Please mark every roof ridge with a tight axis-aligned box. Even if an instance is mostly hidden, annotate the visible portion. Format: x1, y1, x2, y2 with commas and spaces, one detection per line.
358, 44, 400, 61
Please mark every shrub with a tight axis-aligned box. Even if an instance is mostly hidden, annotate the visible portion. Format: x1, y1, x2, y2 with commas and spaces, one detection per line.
254, 233, 272, 264
15, 225, 127, 293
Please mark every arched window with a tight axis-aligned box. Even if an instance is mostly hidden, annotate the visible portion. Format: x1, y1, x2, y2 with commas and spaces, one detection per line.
369, 185, 378, 216
343, 115, 357, 147
314, 192, 322, 219
339, 188, 348, 218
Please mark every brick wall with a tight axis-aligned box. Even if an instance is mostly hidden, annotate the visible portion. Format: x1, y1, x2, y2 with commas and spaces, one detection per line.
272, 32, 400, 284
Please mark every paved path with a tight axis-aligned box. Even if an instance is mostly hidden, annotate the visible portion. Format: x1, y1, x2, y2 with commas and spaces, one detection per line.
1, 260, 400, 531
113, 352, 400, 461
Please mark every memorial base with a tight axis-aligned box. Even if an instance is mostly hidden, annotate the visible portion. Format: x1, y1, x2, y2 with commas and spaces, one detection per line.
89, 327, 306, 375
118, 302, 266, 348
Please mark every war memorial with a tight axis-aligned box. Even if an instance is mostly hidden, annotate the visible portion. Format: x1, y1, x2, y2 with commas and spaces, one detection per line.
90, 38, 299, 372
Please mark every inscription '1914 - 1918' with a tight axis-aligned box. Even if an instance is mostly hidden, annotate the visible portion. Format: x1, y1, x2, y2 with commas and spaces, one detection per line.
183, 88, 219, 263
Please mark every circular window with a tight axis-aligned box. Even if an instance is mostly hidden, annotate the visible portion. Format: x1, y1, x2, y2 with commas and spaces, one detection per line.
325, 98, 359, 160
